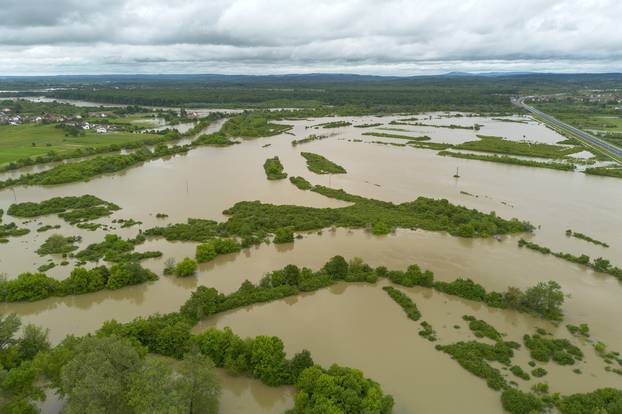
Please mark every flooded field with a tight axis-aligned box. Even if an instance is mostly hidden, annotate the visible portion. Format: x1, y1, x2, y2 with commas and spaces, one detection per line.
1, 112, 621, 413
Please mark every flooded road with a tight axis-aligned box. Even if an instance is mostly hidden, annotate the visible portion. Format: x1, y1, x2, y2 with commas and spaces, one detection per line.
1, 112, 621, 413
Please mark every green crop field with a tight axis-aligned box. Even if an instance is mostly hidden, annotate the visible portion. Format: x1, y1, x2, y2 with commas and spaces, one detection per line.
0, 123, 150, 165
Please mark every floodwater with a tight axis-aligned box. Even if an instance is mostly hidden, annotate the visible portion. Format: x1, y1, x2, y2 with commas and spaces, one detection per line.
1, 112, 621, 413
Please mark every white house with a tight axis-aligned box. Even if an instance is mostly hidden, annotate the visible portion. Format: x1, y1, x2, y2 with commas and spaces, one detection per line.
96, 127, 107, 134
82, 123, 91, 130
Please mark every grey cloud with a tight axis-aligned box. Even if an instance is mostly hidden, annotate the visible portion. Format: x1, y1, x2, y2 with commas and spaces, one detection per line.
0, 0, 621, 74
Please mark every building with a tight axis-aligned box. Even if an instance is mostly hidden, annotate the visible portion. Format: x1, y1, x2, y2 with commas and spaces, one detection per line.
96, 127, 107, 134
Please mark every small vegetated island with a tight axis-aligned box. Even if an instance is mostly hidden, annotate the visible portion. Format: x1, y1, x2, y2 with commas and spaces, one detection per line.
263, 156, 288, 180
300, 152, 347, 174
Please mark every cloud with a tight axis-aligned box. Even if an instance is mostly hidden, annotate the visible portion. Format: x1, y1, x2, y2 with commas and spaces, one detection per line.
0, 0, 620, 74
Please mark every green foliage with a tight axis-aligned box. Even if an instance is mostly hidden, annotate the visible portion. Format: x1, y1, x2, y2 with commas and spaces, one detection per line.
263, 156, 288, 180
418, 321, 437, 342
383, 286, 421, 321
372, 221, 392, 235
75, 234, 155, 263
273, 227, 294, 244
144, 218, 220, 241
192, 132, 237, 146
438, 150, 577, 171
362, 132, 431, 141
289, 176, 312, 190
36, 234, 81, 255
300, 152, 347, 174
510, 365, 531, 380
291, 134, 328, 146
501, 389, 545, 414
315, 120, 352, 128
523, 333, 583, 365
106, 262, 158, 289
293, 365, 394, 414
462, 315, 503, 341
455, 135, 582, 158
557, 388, 622, 414
195, 238, 241, 262
174, 350, 221, 414
532, 367, 548, 377
566, 230, 610, 248
221, 112, 292, 137
0, 145, 191, 189
175, 258, 198, 278
585, 167, 622, 179
438, 340, 516, 390
566, 323, 590, 338
0, 222, 30, 241
8, 195, 120, 224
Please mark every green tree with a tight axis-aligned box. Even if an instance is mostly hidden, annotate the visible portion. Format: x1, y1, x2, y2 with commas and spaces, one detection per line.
524, 281, 564, 319
127, 358, 180, 414
249, 336, 288, 386
323, 255, 348, 279
175, 258, 198, 278
175, 350, 220, 414
60, 335, 142, 414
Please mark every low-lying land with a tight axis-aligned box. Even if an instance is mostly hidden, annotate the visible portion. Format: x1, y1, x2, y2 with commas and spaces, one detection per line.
300, 152, 347, 174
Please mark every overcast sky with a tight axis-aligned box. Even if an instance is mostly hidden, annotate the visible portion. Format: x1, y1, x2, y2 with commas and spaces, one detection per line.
0, 0, 621, 75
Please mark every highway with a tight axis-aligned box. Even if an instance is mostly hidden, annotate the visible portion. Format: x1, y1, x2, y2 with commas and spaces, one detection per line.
513, 97, 622, 161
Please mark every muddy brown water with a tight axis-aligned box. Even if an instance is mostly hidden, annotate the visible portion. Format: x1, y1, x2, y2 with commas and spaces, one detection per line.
1, 113, 621, 413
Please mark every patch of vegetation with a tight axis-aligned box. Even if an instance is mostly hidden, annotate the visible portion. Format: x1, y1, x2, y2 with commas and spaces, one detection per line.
273, 227, 294, 244
0, 222, 30, 242
195, 238, 241, 262
438, 150, 576, 171
36, 234, 81, 255
437, 340, 516, 390
221, 112, 292, 137
289, 176, 312, 190
362, 132, 431, 141
391, 120, 479, 130
463, 315, 503, 341
300, 152, 347, 174
584, 167, 622, 179
192, 132, 238, 146
354, 123, 383, 128
175, 258, 198, 277
556, 388, 622, 414
383, 286, 421, 321
566, 323, 590, 338
37, 262, 56, 272
455, 135, 583, 159
0, 145, 191, 189
291, 134, 328, 146
523, 333, 583, 365
518, 238, 622, 281
566, 229, 609, 247
313, 121, 352, 128
36, 224, 61, 233
75, 234, 159, 263
418, 321, 437, 341
501, 389, 546, 414
0, 262, 157, 302
510, 365, 531, 380
263, 156, 288, 180
113, 218, 142, 228
532, 367, 548, 377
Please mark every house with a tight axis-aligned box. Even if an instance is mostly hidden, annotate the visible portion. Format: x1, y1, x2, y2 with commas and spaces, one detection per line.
82, 122, 91, 130
96, 127, 107, 134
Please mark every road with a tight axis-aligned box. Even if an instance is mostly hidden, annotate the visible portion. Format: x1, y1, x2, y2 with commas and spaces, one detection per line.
513, 97, 622, 161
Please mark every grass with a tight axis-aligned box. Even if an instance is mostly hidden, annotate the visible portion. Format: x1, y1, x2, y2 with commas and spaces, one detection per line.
0, 123, 150, 165
584, 167, 622, 179
454, 135, 583, 159
300, 152, 347, 174
362, 132, 431, 141
438, 151, 576, 171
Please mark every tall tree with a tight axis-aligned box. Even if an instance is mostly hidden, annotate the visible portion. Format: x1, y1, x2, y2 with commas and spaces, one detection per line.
175, 350, 220, 414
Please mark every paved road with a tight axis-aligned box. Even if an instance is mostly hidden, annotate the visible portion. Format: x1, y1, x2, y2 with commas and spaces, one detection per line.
513, 97, 622, 160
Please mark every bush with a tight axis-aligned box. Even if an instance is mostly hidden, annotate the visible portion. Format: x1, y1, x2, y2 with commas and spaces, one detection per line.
175, 258, 198, 278
501, 389, 544, 414
273, 227, 294, 244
